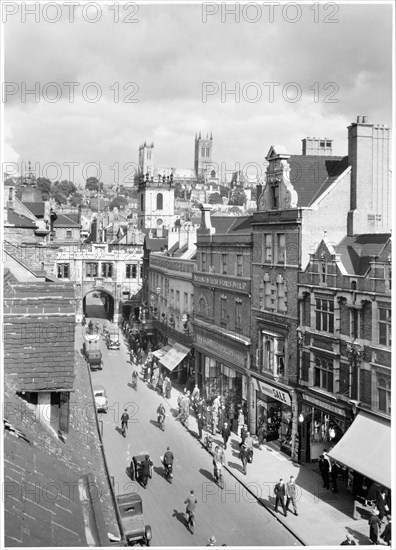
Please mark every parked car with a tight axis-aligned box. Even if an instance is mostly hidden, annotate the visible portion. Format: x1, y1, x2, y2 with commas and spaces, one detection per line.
83, 340, 103, 370
106, 325, 120, 350
93, 385, 108, 412
116, 492, 152, 546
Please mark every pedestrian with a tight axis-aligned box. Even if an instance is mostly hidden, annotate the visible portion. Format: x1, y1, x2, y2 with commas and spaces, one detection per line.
257, 423, 266, 450
340, 533, 356, 546
140, 455, 153, 488
206, 535, 216, 546
197, 398, 204, 417
197, 414, 204, 439
192, 384, 200, 401
244, 432, 254, 463
166, 377, 172, 399
239, 424, 248, 448
211, 408, 218, 436
274, 478, 287, 516
162, 376, 167, 397
217, 405, 225, 433
380, 516, 391, 546
146, 365, 152, 385
376, 488, 390, 522
239, 444, 248, 475
221, 421, 231, 450
369, 508, 381, 544
286, 476, 299, 516
318, 454, 330, 489
331, 461, 339, 493
237, 409, 245, 438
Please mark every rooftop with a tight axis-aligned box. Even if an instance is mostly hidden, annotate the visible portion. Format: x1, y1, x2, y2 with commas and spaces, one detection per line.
336, 233, 391, 275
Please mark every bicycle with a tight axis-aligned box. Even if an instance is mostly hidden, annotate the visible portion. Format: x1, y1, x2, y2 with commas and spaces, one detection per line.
214, 463, 224, 489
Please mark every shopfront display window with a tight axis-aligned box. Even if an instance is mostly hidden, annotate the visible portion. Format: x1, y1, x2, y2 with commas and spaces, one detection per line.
256, 396, 292, 450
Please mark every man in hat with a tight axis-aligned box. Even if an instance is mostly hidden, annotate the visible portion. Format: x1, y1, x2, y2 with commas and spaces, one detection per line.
221, 421, 231, 450
340, 533, 356, 545
369, 508, 381, 544
237, 409, 245, 437
286, 476, 299, 516
197, 413, 204, 439
274, 478, 287, 516
207, 535, 216, 546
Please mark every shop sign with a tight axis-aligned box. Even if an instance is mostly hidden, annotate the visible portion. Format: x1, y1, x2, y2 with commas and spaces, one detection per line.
256, 379, 291, 406
193, 273, 250, 294
303, 394, 346, 417
195, 332, 246, 366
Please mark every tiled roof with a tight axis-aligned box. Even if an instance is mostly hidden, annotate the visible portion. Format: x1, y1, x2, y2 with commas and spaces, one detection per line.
6, 209, 38, 228
288, 155, 345, 206
22, 201, 45, 217
309, 156, 350, 205
227, 215, 253, 233
211, 216, 238, 234
144, 236, 168, 252
336, 233, 391, 275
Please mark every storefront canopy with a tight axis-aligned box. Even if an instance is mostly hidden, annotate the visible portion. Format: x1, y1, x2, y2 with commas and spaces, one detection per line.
328, 410, 391, 488
152, 345, 172, 360
159, 343, 191, 372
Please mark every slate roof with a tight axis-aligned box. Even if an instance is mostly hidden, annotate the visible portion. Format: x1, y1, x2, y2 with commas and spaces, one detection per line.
144, 235, 168, 252
226, 215, 253, 233
6, 210, 38, 228
3, 282, 76, 391
335, 233, 391, 276
210, 216, 238, 234
22, 201, 45, 217
53, 213, 80, 227
288, 154, 346, 207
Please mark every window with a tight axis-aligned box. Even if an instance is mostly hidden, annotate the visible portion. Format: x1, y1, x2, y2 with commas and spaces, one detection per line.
202, 252, 207, 272
326, 141, 332, 148
220, 296, 227, 326
156, 193, 163, 210
378, 307, 391, 346
277, 277, 286, 312
350, 308, 360, 339
377, 374, 391, 414
101, 263, 113, 278
320, 261, 327, 284
140, 264, 143, 279
86, 262, 98, 278
176, 291, 180, 309
320, 141, 325, 148
198, 297, 207, 315
184, 292, 188, 311
221, 253, 228, 275
66, 230, 72, 239
170, 289, 174, 306
57, 263, 69, 278
263, 234, 272, 262
275, 234, 285, 263
315, 298, 334, 332
235, 299, 242, 330
314, 356, 334, 392
126, 264, 137, 279
140, 193, 144, 211
59, 392, 70, 433
236, 254, 243, 277
262, 334, 285, 376
271, 184, 279, 209
339, 363, 351, 397
264, 277, 272, 310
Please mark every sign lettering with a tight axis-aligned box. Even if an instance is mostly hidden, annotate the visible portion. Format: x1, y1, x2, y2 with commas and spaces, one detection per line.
193, 273, 250, 294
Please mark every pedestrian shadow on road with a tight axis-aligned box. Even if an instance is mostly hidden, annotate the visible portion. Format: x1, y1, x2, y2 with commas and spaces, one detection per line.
115, 426, 125, 437
127, 382, 137, 391
172, 509, 187, 528
228, 461, 245, 475
153, 465, 165, 480
345, 526, 371, 545
198, 468, 214, 482
149, 420, 161, 429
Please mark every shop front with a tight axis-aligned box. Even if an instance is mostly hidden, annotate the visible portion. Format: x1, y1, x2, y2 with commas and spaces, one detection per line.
298, 392, 352, 463
252, 378, 294, 457
194, 326, 250, 430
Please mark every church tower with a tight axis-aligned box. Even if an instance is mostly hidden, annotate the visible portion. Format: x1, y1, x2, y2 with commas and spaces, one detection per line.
138, 142, 155, 178
137, 173, 175, 235
194, 132, 213, 180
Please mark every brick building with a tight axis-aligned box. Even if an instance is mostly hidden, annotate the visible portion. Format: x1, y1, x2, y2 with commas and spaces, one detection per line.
297, 235, 391, 471
192, 206, 253, 422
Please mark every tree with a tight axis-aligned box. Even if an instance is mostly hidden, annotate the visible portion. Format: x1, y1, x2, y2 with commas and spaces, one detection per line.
109, 195, 128, 210
53, 191, 67, 205
69, 192, 85, 207
208, 192, 222, 204
229, 188, 247, 206
174, 181, 185, 199
36, 177, 52, 200
85, 177, 103, 192
57, 180, 76, 197
219, 185, 230, 198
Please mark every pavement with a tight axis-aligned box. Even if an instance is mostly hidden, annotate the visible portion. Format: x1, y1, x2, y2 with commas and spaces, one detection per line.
160, 382, 378, 547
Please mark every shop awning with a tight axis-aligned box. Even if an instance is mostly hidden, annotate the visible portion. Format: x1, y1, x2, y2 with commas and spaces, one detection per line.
152, 345, 172, 359
328, 410, 391, 488
159, 343, 191, 372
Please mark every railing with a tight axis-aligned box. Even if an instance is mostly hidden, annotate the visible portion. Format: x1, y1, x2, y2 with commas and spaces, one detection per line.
152, 319, 193, 346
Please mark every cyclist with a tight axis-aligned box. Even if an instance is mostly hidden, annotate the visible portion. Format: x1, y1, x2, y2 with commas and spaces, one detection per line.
184, 489, 197, 530
213, 445, 225, 482
163, 446, 174, 479
132, 369, 139, 388
157, 402, 166, 428
120, 409, 129, 435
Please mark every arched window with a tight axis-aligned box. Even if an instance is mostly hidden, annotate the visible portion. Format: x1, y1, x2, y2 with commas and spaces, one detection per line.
140, 193, 144, 211
198, 297, 207, 315
156, 193, 163, 210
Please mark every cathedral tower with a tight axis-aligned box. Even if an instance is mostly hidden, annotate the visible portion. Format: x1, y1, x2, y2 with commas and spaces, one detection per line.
194, 132, 213, 180
137, 173, 175, 235
138, 142, 155, 178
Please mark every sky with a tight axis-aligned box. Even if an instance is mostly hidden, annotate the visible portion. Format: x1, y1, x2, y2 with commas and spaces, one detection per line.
3, 1, 393, 185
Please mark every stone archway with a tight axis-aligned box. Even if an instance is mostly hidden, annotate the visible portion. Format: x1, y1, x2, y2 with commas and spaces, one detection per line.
83, 288, 115, 321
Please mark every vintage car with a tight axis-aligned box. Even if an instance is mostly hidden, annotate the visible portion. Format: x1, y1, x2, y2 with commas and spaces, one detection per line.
116, 492, 152, 546
106, 325, 120, 350
93, 385, 108, 412
83, 340, 103, 370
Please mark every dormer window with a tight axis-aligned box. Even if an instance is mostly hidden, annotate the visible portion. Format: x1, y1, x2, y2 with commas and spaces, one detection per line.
270, 181, 279, 209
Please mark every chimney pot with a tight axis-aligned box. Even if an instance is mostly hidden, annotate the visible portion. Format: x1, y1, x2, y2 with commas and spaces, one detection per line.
357, 116, 362, 123
362, 116, 368, 123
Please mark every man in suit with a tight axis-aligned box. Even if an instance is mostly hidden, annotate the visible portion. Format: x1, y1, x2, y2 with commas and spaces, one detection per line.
197, 413, 204, 439
274, 478, 287, 516
318, 454, 330, 489
286, 476, 299, 516
221, 422, 231, 449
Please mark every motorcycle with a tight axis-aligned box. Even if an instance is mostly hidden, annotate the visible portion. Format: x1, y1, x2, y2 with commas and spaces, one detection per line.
163, 462, 173, 483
